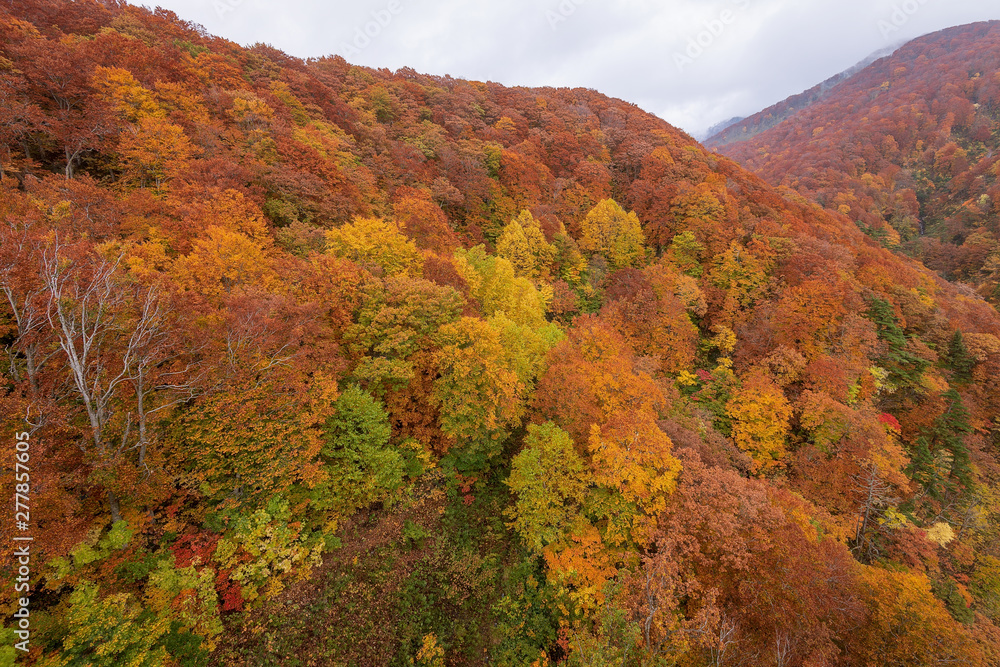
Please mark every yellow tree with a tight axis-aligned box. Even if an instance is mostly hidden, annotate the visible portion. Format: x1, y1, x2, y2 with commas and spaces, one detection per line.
587, 412, 682, 521
227, 91, 275, 132
118, 116, 199, 189
92, 66, 163, 123
431, 317, 526, 469
726, 372, 792, 474
579, 199, 645, 270
707, 240, 773, 325
850, 566, 983, 666
496, 209, 556, 279
172, 226, 277, 298
455, 246, 550, 327
490, 311, 564, 390
543, 515, 619, 613
326, 216, 422, 277
43, 582, 169, 667
167, 187, 273, 252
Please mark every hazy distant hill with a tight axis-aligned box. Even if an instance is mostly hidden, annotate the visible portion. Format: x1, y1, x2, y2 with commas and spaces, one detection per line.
706, 44, 902, 148
697, 115, 744, 142
712, 22, 1000, 303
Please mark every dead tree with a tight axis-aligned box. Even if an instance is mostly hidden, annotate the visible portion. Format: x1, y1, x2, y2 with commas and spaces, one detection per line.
42, 239, 194, 522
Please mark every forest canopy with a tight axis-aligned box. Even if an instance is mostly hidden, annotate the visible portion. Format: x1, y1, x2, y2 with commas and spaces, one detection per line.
2, 2, 1000, 665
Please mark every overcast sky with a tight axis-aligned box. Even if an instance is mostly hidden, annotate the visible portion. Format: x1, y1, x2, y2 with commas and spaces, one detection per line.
143, 0, 998, 138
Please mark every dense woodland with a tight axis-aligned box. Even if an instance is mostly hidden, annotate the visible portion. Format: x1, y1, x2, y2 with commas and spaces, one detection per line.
3, 1, 1000, 665
712, 21, 1000, 305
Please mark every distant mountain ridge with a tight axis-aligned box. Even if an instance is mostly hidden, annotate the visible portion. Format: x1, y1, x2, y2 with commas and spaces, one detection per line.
698, 115, 744, 141
710, 21, 1000, 303
705, 43, 903, 148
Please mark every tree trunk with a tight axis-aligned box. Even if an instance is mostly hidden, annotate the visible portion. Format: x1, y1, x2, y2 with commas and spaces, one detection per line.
137, 366, 148, 468
108, 489, 122, 524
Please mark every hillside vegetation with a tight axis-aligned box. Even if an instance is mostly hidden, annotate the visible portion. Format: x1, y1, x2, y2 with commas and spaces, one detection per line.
3, 2, 1000, 665
714, 22, 1000, 304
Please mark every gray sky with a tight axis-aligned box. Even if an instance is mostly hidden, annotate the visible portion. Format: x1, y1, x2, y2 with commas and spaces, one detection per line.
145, 0, 998, 138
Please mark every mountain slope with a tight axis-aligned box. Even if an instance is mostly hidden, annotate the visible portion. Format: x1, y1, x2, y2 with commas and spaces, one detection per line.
3, 3, 1000, 665
706, 43, 902, 149
712, 22, 1000, 301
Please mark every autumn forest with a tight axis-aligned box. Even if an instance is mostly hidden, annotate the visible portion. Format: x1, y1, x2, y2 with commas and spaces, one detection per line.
2, 1, 1000, 665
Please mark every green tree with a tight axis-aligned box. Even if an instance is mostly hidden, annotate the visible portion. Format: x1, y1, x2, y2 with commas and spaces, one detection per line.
44, 583, 169, 667
667, 231, 705, 277
505, 422, 590, 553
945, 330, 975, 384
321, 386, 404, 513
909, 389, 973, 498
866, 298, 928, 391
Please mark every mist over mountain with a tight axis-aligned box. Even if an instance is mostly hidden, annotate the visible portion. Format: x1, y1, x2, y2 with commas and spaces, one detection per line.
706, 42, 904, 148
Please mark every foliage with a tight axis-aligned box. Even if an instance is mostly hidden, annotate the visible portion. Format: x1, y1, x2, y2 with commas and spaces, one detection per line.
725, 372, 792, 473
578, 200, 646, 270
167, 379, 328, 510
456, 245, 551, 327
213, 497, 325, 602
506, 422, 590, 553
326, 216, 422, 276
714, 22, 1000, 305
345, 276, 464, 391
319, 385, 405, 514
866, 298, 929, 391
1, 3, 999, 663
496, 209, 556, 279
432, 317, 527, 469
40, 583, 169, 667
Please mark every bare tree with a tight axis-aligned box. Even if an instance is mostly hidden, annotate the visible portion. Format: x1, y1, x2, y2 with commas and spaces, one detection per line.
41, 239, 194, 522
774, 631, 792, 667
123, 288, 201, 470
1, 224, 61, 400
851, 459, 896, 563
708, 614, 739, 667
